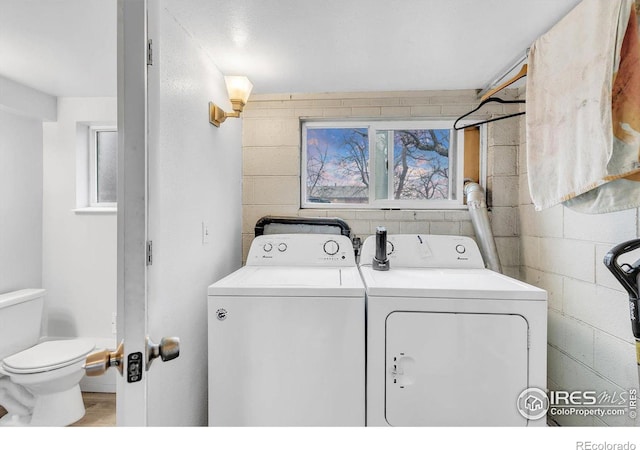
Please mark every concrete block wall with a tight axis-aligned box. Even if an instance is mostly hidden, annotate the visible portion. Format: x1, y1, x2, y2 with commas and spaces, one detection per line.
517, 107, 640, 426
487, 115, 521, 279
241, 90, 521, 276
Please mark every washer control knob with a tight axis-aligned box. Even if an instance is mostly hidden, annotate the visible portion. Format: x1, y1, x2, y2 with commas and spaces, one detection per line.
323, 240, 340, 255
455, 244, 466, 254
263, 243, 273, 252
278, 243, 287, 252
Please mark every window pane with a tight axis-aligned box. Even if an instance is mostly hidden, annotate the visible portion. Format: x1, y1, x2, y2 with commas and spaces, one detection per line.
374, 131, 389, 200
97, 130, 117, 203
391, 129, 450, 200
306, 128, 369, 204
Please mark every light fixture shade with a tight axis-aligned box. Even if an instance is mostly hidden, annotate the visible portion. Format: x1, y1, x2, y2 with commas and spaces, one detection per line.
224, 76, 253, 104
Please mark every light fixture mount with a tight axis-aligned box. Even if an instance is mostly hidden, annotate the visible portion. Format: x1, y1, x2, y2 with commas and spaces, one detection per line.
209, 76, 253, 127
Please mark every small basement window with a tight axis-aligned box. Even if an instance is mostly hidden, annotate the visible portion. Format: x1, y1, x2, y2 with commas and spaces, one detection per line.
74, 124, 118, 213
89, 126, 118, 207
302, 120, 474, 209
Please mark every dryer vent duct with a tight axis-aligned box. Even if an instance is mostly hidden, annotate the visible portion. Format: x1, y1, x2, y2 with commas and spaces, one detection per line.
464, 182, 502, 273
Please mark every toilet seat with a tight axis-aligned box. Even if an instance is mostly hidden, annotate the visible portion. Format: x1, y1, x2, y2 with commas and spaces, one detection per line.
1, 339, 95, 374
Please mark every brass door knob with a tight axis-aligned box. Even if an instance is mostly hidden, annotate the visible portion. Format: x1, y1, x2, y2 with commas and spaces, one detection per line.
84, 341, 124, 376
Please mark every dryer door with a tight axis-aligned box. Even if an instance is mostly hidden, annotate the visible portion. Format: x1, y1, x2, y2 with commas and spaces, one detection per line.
385, 312, 528, 426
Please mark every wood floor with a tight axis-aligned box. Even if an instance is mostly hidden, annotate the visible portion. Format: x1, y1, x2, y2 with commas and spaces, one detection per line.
0, 391, 116, 427
71, 392, 116, 426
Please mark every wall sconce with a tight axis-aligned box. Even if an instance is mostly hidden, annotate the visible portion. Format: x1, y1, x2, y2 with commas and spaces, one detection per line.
209, 76, 254, 127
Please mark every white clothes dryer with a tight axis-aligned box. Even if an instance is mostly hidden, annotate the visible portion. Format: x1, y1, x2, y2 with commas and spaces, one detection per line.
359, 234, 547, 426
207, 234, 365, 426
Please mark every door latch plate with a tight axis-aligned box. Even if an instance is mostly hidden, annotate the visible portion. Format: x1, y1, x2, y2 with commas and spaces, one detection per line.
127, 352, 143, 383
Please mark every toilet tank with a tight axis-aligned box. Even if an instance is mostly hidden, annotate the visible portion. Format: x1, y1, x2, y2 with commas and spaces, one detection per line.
0, 289, 45, 361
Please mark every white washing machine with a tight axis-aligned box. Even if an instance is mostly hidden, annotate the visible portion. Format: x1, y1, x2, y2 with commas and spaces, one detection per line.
359, 234, 547, 426
207, 233, 365, 426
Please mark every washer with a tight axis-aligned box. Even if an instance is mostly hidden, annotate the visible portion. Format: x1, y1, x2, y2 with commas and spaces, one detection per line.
359, 234, 547, 426
207, 233, 365, 426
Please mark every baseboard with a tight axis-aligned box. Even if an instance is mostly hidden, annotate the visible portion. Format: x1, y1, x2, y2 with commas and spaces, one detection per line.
80, 372, 116, 393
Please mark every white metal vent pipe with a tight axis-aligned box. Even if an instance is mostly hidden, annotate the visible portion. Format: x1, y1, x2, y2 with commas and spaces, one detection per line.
464, 182, 503, 273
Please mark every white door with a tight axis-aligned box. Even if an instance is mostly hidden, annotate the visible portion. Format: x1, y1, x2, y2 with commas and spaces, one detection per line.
114, 0, 243, 425
385, 312, 528, 426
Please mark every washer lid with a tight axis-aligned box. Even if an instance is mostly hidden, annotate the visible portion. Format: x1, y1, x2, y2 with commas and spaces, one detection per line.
2, 339, 95, 372
208, 266, 364, 297
359, 267, 546, 300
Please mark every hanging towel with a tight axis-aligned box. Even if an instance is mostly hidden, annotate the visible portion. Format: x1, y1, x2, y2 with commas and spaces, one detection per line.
526, 0, 640, 213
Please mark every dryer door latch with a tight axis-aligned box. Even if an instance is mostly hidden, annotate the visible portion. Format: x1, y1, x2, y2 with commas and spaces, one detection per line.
390, 354, 415, 388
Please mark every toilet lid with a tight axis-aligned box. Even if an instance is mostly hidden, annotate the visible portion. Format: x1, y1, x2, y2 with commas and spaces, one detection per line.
2, 339, 95, 373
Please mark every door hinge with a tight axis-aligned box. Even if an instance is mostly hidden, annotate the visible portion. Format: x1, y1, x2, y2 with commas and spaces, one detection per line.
147, 39, 153, 66
146, 240, 153, 266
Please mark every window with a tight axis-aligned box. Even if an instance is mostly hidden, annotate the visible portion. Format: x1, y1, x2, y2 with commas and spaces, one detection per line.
89, 126, 117, 206
302, 120, 465, 209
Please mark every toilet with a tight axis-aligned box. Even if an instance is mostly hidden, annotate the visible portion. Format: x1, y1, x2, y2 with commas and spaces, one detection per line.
0, 289, 95, 426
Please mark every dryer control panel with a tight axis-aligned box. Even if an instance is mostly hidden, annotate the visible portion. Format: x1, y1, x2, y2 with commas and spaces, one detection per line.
246, 234, 356, 267
359, 234, 485, 269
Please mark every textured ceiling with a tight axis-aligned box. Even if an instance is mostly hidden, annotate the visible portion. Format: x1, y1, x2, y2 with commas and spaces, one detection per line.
0, 0, 116, 97
0, 0, 582, 97
165, 0, 582, 94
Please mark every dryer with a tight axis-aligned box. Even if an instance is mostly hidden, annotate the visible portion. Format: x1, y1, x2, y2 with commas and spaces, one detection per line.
207, 234, 365, 426
359, 234, 547, 426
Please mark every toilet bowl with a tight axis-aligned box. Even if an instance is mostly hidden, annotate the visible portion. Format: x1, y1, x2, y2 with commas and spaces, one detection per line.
0, 289, 95, 426
1, 339, 95, 426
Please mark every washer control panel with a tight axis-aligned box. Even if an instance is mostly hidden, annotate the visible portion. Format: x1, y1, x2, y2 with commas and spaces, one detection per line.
359, 234, 484, 269
247, 234, 355, 267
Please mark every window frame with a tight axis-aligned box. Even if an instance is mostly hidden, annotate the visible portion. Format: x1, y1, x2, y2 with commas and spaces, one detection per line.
301, 120, 468, 210
88, 125, 118, 208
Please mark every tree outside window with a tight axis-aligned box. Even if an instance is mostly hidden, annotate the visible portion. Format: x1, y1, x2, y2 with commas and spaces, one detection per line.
303, 121, 461, 209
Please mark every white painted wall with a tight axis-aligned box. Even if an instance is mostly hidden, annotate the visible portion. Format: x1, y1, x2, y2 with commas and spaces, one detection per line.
144, 2, 243, 425
42, 97, 117, 391
0, 76, 54, 296
0, 109, 43, 294
0, 75, 57, 121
